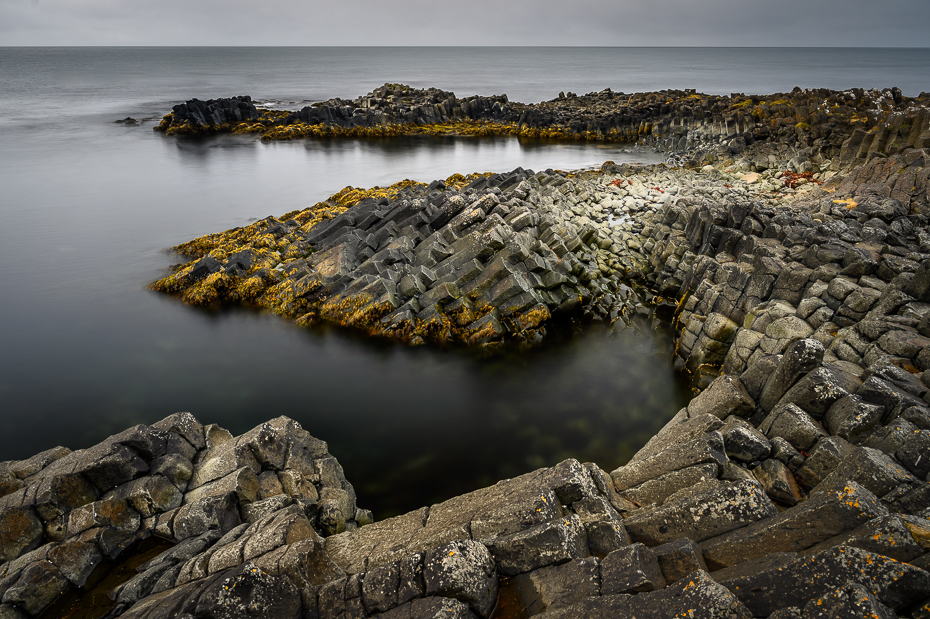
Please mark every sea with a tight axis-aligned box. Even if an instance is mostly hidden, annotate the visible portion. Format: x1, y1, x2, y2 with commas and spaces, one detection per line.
1, 47, 927, 516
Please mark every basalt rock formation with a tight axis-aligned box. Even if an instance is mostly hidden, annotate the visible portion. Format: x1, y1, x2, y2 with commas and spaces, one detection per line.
151, 84, 930, 351
6, 85, 926, 617
155, 83, 930, 175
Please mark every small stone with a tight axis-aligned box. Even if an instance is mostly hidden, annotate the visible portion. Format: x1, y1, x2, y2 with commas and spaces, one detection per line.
752, 459, 803, 505
600, 543, 665, 595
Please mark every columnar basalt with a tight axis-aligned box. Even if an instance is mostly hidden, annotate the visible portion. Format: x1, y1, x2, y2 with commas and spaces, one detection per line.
150, 166, 676, 348
0, 415, 369, 618
4, 85, 927, 617
155, 83, 930, 175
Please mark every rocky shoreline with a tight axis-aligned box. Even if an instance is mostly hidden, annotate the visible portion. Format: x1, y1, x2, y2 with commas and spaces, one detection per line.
0, 84, 928, 617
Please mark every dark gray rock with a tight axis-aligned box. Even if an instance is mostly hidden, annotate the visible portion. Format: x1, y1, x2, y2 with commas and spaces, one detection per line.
902, 404, 930, 430
512, 557, 600, 616
484, 516, 586, 577
721, 417, 772, 463
628, 412, 723, 465
583, 463, 637, 514
716, 546, 930, 616
535, 568, 752, 617
859, 375, 929, 424
570, 496, 629, 557
866, 364, 929, 398
801, 513, 928, 562
1, 560, 70, 616
769, 436, 807, 472
796, 437, 853, 488
622, 480, 776, 546
800, 582, 897, 619
759, 403, 827, 452
362, 559, 402, 615
700, 481, 888, 569
652, 538, 708, 584
823, 395, 884, 443
530, 593, 632, 619
740, 353, 782, 400
759, 339, 825, 412
0, 506, 44, 563
620, 463, 719, 507
172, 492, 242, 541
583, 520, 630, 558
423, 540, 497, 618
377, 596, 479, 619
773, 365, 862, 419
814, 446, 917, 497
611, 431, 727, 492
542, 459, 600, 505
687, 375, 755, 419
753, 459, 803, 505
600, 543, 665, 595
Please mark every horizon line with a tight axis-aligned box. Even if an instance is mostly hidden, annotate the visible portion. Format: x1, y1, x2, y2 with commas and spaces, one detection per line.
2, 44, 930, 49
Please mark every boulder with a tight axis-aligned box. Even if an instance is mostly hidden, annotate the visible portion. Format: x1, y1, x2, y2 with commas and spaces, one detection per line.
599, 543, 666, 595
823, 395, 883, 443
512, 557, 600, 616
484, 516, 587, 577
423, 540, 497, 618
800, 582, 897, 619
752, 459, 803, 505
759, 403, 827, 452
796, 437, 853, 488
800, 513, 929, 562
686, 376, 755, 419
652, 538, 708, 584
759, 339, 825, 412
813, 446, 917, 497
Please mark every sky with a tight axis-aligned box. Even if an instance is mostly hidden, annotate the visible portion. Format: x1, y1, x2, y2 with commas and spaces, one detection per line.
1, 0, 929, 47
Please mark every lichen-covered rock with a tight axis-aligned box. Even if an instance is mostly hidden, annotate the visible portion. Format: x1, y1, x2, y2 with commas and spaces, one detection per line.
622, 480, 776, 546
611, 431, 727, 492
423, 540, 497, 618
599, 543, 666, 595
700, 481, 887, 569
800, 582, 897, 619
717, 546, 930, 616
484, 516, 586, 577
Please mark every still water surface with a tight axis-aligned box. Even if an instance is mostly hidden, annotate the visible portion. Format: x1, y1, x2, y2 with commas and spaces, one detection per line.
3, 47, 926, 515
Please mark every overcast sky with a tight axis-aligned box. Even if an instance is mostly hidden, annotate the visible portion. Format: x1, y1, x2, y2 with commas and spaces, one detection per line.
1, 0, 929, 47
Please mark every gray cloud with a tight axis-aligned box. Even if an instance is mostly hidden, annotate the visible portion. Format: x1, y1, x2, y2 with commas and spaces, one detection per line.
1, 0, 929, 46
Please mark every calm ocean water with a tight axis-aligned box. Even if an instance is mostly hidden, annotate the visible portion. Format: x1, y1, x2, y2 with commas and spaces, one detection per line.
1, 47, 927, 516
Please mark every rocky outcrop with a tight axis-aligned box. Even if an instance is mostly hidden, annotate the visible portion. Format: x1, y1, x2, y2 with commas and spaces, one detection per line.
0, 415, 368, 618
160, 96, 261, 132
49, 83, 929, 617
155, 84, 930, 176
150, 166, 674, 348
2, 406, 928, 618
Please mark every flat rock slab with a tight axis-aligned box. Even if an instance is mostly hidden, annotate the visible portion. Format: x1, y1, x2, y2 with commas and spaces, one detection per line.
716, 546, 930, 616
611, 431, 727, 492
622, 480, 776, 546
326, 459, 599, 574
700, 481, 887, 569
534, 570, 751, 619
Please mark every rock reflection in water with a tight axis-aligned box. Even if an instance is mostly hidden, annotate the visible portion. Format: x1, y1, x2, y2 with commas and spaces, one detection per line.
331, 290, 687, 518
